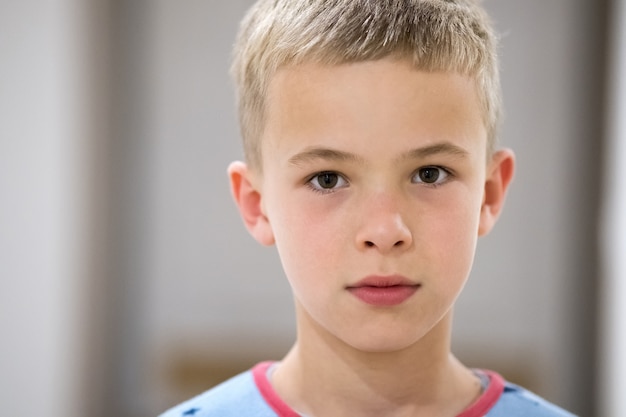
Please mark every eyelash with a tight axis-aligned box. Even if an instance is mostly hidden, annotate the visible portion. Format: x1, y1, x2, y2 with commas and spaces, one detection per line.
305, 171, 349, 194
410, 166, 453, 188
305, 166, 454, 194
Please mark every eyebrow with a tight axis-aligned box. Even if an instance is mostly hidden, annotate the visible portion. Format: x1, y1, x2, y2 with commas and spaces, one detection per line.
398, 142, 470, 161
288, 147, 366, 166
287, 142, 469, 167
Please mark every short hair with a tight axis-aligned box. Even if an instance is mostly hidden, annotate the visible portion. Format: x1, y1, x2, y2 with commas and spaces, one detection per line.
231, 0, 501, 170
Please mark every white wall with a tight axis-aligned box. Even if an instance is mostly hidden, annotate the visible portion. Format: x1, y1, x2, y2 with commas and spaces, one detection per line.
599, 0, 626, 415
0, 1, 92, 416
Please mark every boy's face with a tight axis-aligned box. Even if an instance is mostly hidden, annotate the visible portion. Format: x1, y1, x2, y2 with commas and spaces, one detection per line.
230, 59, 514, 353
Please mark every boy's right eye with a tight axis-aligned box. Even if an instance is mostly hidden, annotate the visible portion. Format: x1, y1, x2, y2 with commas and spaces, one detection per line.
307, 171, 348, 193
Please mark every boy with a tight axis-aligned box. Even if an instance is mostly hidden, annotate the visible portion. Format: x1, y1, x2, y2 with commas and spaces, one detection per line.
161, 1, 576, 416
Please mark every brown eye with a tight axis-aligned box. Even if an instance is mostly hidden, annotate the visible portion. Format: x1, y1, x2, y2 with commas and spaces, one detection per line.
412, 167, 449, 185
419, 168, 440, 183
317, 172, 339, 188
308, 171, 348, 192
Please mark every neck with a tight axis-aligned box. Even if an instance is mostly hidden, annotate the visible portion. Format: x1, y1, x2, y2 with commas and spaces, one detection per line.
272, 306, 481, 417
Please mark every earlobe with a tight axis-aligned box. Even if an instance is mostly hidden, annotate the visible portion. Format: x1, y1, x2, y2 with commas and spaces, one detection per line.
478, 149, 515, 236
227, 161, 275, 246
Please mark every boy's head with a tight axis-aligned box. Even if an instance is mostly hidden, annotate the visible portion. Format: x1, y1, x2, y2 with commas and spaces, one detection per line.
231, 0, 501, 172
228, 0, 514, 354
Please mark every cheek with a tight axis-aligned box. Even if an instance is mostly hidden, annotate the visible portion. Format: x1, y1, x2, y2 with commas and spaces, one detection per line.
423, 188, 482, 276
270, 196, 348, 287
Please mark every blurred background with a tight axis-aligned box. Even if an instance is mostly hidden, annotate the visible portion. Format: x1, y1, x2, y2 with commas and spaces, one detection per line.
1, 0, 624, 416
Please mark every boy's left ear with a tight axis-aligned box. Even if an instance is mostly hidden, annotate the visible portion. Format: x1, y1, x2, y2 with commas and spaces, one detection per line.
478, 149, 515, 236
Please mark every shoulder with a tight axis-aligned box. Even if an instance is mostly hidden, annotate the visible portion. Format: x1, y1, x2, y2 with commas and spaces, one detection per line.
158, 367, 275, 417
488, 381, 578, 417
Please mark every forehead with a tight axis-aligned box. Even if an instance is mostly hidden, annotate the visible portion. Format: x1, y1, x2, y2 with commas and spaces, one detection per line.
261, 59, 487, 166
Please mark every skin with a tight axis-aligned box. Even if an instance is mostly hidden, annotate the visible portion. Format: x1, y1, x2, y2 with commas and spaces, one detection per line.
229, 58, 515, 417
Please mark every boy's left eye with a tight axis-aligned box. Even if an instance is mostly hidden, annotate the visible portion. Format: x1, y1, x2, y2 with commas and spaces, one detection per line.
412, 167, 450, 185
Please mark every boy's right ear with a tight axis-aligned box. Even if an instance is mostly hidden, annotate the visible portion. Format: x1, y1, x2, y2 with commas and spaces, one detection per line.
227, 161, 275, 246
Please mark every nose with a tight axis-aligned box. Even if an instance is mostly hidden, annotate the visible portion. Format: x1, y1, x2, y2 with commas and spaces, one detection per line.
355, 195, 413, 253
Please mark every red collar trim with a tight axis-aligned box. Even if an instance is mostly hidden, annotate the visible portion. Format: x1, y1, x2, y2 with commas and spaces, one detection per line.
456, 369, 505, 417
252, 362, 505, 417
253, 362, 300, 417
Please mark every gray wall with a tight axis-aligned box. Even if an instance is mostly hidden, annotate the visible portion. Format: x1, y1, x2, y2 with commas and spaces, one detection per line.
599, 0, 626, 414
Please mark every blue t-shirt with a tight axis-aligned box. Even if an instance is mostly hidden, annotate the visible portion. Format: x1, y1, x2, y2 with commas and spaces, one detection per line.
159, 362, 576, 417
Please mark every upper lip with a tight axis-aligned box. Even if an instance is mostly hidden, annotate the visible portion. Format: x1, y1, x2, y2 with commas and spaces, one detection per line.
347, 274, 419, 288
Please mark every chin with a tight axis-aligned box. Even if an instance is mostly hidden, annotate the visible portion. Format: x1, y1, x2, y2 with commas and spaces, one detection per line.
343, 332, 425, 354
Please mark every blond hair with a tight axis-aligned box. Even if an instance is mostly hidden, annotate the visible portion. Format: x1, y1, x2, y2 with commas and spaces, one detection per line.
231, 0, 501, 170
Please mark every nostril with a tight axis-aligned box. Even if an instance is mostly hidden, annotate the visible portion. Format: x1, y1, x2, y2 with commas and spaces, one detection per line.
363, 240, 406, 248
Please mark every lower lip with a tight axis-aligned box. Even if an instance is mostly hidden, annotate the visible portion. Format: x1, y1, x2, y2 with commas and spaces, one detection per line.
347, 285, 419, 306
